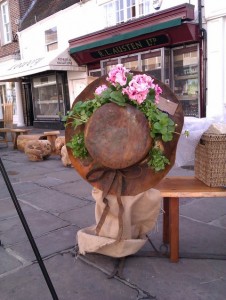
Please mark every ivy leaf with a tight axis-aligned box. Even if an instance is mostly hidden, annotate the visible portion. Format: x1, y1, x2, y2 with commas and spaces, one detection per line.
162, 132, 173, 142
148, 148, 170, 172
67, 133, 88, 158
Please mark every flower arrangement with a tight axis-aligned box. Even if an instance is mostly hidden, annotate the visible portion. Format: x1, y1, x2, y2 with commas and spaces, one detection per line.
65, 64, 186, 172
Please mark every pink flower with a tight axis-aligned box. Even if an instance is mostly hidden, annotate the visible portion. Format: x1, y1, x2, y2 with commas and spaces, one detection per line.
95, 84, 108, 95
154, 84, 162, 104
106, 64, 129, 87
122, 74, 155, 104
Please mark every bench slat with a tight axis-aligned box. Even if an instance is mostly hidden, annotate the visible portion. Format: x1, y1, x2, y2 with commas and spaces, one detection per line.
155, 176, 226, 197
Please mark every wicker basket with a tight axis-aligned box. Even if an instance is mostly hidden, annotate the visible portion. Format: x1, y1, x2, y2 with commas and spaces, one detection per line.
194, 132, 226, 187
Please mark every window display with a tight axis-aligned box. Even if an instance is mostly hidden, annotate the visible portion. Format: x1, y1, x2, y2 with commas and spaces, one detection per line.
173, 45, 199, 117
32, 74, 64, 120
100, 44, 200, 117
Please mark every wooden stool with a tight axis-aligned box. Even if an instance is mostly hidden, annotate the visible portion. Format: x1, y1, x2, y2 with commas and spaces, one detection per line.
43, 131, 60, 154
10, 129, 32, 149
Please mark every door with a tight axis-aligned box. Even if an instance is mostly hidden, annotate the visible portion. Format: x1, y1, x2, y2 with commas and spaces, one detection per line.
22, 82, 34, 126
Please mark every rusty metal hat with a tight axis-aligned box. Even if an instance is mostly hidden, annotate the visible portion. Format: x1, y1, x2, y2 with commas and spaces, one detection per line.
65, 72, 184, 196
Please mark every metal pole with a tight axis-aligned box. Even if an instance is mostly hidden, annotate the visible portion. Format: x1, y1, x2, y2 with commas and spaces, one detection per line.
0, 158, 59, 300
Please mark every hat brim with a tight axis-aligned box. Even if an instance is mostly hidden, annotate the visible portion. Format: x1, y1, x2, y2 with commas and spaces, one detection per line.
65, 74, 184, 196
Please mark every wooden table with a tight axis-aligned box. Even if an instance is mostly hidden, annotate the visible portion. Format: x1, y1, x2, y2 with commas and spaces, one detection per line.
155, 176, 226, 262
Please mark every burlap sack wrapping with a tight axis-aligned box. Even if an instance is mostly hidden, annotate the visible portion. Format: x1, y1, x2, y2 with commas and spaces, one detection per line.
77, 188, 162, 257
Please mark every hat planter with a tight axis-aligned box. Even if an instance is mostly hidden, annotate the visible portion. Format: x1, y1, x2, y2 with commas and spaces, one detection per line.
65, 65, 184, 258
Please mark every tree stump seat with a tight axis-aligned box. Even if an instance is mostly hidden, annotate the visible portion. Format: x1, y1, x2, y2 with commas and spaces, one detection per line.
24, 140, 52, 161
10, 129, 32, 149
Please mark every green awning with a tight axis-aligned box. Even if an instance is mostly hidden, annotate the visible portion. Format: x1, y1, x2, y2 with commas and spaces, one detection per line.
70, 18, 182, 54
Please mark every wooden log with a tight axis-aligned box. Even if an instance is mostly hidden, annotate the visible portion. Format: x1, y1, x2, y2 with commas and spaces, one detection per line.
24, 140, 52, 161
55, 136, 65, 155
17, 134, 46, 152
61, 145, 72, 167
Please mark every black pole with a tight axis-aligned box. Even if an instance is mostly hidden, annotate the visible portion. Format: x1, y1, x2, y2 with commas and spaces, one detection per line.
0, 158, 59, 300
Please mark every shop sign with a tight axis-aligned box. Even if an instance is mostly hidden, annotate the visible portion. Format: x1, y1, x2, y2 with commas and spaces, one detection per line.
8, 58, 44, 71
90, 34, 169, 59
56, 57, 72, 66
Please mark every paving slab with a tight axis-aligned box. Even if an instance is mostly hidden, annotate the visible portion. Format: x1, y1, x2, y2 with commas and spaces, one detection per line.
47, 168, 81, 181
0, 248, 22, 275
210, 214, 226, 228
52, 179, 93, 200
179, 216, 226, 256
34, 176, 66, 187
180, 197, 226, 223
1, 210, 69, 245
59, 203, 95, 228
18, 188, 90, 214
0, 253, 136, 300
0, 198, 35, 221
0, 182, 47, 200
124, 256, 226, 300
10, 226, 78, 261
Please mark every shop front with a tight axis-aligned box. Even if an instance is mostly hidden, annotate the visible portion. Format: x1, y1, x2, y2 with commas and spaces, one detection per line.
0, 49, 86, 129
69, 3, 204, 117
23, 71, 70, 129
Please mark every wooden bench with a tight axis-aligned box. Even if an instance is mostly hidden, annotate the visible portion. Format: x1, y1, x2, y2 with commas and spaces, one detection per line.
155, 176, 226, 262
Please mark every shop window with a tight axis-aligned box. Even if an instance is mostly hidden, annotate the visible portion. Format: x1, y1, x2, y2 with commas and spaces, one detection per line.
121, 55, 139, 70
45, 27, 58, 52
172, 45, 200, 117
141, 50, 162, 80
0, 1, 11, 45
32, 74, 65, 120
89, 69, 102, 77
102, 0, 150, 27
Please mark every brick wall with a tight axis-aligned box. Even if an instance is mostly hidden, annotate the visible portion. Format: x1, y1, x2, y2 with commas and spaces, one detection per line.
0, 0, 19, 59
0, 0, 33, 59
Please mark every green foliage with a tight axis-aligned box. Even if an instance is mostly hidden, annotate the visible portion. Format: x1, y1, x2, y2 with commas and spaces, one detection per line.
66, 133, 88, 158
148, 148, 170, 172
64, 98, 106, 129
109, 90, 126, 106
139, 101, 175, 142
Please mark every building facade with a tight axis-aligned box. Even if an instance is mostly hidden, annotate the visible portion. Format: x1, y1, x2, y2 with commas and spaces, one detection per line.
0, 0, 34, 126
0, 0, 225, 129
1, 0, 86, 129
64, 0, 226, 123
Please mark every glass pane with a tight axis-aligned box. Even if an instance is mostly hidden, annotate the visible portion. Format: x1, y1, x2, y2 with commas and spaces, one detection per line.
32, 75, 60, 119
47, 42, 58, 52
45, 27, 57, 44
102, 59, 119, 75
163, 48, 171, 86
173, 45, 199, 117
89, 70, 101, 77
57, 74, 65, 116
141, 50, 162, 80
121, 55, 139, 70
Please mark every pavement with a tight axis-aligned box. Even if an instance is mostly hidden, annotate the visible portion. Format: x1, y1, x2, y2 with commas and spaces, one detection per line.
0, 128, 226, 300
